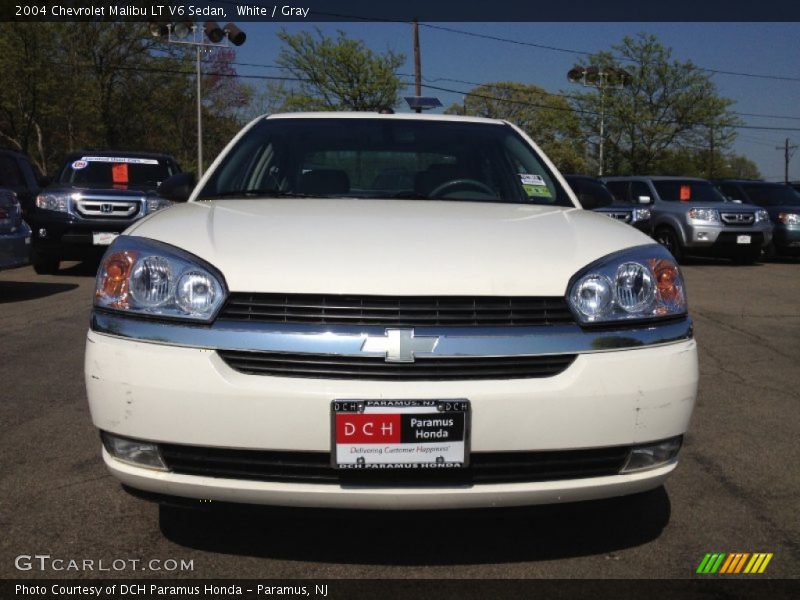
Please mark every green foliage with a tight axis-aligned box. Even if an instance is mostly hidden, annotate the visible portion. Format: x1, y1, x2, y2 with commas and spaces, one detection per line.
444, 82, 587, 174
654, 148, 761, 179
270, 29, 405, 112
0, 23, 251, 175
573, 34, 741, 176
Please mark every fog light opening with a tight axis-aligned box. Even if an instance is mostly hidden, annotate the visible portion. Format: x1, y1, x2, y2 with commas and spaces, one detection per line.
101, 432, 167, 471
621, 436, 683, 473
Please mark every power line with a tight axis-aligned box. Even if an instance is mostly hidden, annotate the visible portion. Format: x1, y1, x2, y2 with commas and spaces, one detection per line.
417, 23, 800, 84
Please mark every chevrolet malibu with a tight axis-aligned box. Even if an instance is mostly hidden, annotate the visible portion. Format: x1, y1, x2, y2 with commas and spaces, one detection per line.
85, 113, 698, 510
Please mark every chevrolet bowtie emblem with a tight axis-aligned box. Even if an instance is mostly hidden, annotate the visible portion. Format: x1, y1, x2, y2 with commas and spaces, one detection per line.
361, 329, 439, 363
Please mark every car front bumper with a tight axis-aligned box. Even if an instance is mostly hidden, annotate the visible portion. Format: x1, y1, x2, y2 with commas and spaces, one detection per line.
85, 322, 698, 509
0, 222, 31, 270
773, 223, 800, 253
682, 223, 772, 252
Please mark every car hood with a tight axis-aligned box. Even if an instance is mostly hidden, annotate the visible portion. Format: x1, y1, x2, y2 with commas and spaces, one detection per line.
127, 199, 653, 296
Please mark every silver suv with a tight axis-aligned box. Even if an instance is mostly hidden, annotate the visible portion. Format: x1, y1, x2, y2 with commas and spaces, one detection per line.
602, 176, 772, 263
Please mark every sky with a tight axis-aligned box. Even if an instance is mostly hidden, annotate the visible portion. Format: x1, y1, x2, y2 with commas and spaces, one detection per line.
228, 21, 800, 181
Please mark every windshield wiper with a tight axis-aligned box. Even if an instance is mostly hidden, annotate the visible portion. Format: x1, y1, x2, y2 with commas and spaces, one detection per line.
199, 189, 328, 200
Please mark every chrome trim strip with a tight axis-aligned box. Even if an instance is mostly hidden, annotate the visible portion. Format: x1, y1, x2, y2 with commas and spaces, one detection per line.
91, 312, 693, 357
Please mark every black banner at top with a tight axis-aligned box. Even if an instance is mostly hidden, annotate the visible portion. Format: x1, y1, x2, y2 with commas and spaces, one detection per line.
5, 0, 800, 23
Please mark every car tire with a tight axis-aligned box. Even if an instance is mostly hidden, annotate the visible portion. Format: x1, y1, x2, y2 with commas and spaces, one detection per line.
654, 227, 683, 263
32, 250, 60, 275
761, 241, 777, 262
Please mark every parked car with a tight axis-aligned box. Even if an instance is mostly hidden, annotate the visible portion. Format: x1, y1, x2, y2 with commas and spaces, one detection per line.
0, 190, 31, 270
0, 148, 47, 218
713, 179, 800, 257
563, 174, 651, 233
28, 151, 180, 274
86, 113, 698, 511
602, 176, 772, 263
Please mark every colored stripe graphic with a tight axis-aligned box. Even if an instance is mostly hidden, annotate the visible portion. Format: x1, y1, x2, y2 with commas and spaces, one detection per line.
698, 552, 774, 574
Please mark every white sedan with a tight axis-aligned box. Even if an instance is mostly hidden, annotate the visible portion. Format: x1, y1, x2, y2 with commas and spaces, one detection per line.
85, 113, 697, 510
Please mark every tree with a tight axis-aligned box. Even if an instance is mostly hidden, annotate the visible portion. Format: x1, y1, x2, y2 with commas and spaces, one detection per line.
653, 148, 761, 179
444, 82, 587, 173
0, 23, 251, 175
572, 34, 740, 175
270, 29, 405, 111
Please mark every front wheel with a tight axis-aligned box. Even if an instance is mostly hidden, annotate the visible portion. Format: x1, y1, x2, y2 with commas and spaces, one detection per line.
32, 249, 60, 275
655, 228, 683, 263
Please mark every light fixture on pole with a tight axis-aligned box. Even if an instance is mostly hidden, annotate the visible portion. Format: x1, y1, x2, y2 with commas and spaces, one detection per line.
567, 66, 632, 177
147, 21, 247, 178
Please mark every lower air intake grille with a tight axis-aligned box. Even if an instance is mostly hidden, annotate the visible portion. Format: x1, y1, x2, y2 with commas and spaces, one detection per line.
217, 350, 577, 381
159, 444, 631, 486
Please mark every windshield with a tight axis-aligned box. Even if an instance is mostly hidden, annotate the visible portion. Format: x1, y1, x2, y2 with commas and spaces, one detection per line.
741, 184, 800, 206
653, 180, 728, 203
197, 117, 573, 206
59, 156, 176, 188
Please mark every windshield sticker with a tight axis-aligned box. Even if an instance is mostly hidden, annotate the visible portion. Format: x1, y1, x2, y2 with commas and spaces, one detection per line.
111, 163, 129, 184
71, 160, 88, 170
680, 185, 691, 201
519, 173, 546, 186
81, 156, 160, 165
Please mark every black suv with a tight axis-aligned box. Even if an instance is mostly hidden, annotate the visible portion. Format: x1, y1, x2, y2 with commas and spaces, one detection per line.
714, 179, 800, 257
0, 149, 47, 216
563, 175, 652, 233
29, 151, 180, 273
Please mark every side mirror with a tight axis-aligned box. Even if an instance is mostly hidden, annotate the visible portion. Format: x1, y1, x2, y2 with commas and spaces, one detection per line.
158, 172, 195, 202
638, 195, 651, 204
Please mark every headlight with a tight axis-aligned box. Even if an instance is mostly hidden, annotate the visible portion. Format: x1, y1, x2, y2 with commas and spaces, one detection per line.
94, 236, 226, 321
568, 245, 687, 324
687, 207, 719, 222
145, 197, 173, 214
36, 192, 72, 213
755, 209, 770, 223
778, 212, 800, 225
633, 208, 651, 222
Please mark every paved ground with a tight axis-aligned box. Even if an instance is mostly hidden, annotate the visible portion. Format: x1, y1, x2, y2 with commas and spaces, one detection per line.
1, 257, 798, 579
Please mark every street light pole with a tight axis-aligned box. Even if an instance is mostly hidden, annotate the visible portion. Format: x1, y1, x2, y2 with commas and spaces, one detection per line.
148, 21, 246, 178
567, 66, 631, 177
196, 44, 203, 178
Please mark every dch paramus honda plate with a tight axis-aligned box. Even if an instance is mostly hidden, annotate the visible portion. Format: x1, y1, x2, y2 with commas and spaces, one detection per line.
85, 113, 698, 510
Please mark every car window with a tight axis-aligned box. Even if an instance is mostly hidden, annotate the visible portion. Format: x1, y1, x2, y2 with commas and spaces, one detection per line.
717, 183, 744, 202
569, 179, 614, 209
604, 181, 629, 203
652, 181, 727, 203
59, 156, 176, 187
0, 155, 25, 187
630, 181, 653, 203
740, 184, 800, 206
198, 118, 573, 207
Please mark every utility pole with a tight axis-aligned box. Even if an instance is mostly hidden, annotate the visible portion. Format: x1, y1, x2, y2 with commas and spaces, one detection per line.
708, 125, 715, 179
413, 18, 422, 113
776, 138, 797, 184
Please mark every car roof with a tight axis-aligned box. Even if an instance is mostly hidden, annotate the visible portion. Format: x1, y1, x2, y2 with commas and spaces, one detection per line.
65, 150, 177, 161
713, 179, 780, 186
264, 111, 508, 126
601, 175, 710, 182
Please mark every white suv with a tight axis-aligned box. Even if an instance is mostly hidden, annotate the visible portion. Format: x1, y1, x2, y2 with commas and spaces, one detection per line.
85, 113, 698, 510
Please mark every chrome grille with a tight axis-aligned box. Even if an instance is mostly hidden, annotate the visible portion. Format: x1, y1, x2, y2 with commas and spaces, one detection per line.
720, 212, 754, 226
75, 196, 141, 218
217, 350, 577, 380
159, 443, 630, 485
219, 293, 575, 327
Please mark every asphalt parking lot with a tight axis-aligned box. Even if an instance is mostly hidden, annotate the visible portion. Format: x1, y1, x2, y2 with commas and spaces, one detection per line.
1, 258, 798, 579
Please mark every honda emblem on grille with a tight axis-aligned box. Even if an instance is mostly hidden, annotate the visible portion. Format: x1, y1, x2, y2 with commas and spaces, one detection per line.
361, 329, 439, 363
101, 203, 113, 214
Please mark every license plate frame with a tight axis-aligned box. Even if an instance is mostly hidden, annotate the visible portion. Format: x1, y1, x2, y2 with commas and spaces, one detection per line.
331, 399, 471, 470
92, 232, 119, 246
736, 235, 752, 245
